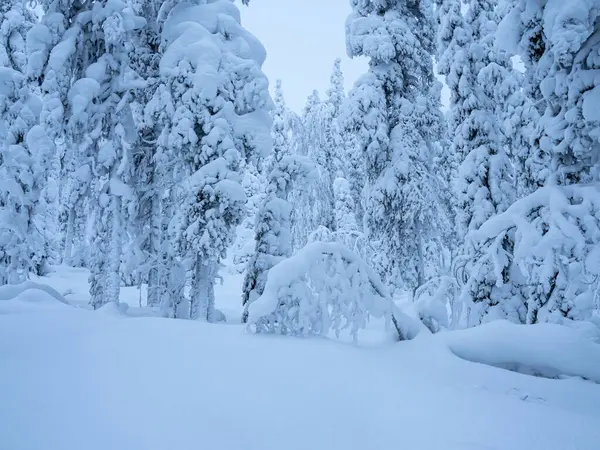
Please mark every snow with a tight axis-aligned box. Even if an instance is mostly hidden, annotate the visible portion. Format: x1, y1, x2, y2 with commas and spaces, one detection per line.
583, 85, 600, 121
68, 78, 101, 116
444, 320, 600, 383
1, 267, 600, 450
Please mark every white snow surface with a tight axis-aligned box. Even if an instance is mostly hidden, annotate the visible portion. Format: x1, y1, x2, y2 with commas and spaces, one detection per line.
1, 267, 600, 450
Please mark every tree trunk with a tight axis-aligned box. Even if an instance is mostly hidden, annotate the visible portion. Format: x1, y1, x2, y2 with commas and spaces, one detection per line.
105, 195, 122, 305
63, 208, 75, 265
147, 194, 162, 307
190, 257, 215, 321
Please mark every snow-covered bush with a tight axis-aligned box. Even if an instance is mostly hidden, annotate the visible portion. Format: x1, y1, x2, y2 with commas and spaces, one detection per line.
246, 242, 396, 342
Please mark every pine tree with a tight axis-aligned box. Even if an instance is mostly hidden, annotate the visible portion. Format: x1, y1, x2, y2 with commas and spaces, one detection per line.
339, 74, 387, 229
332, 176, 360, 247
292, 61, 349, 249
231, 160, 264, 273
0, 0, 32, 73
434, 0, 466, 201
433, 0, 517, 325
346, 0, 446, 294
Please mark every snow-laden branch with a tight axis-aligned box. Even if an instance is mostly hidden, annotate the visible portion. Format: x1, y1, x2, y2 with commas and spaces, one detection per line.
247, 242, 426, 342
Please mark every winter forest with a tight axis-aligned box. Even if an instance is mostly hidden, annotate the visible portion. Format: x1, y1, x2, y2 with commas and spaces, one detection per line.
1, 0, 600, 448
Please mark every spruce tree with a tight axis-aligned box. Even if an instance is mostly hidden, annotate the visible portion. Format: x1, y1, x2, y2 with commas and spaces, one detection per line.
157, 1, 272, 320
346, 0, 445, 294
466, 0, 600, 325
0, 1, 50, 284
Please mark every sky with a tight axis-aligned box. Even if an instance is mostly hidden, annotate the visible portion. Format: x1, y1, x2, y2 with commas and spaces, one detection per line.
237, 0, 367, 113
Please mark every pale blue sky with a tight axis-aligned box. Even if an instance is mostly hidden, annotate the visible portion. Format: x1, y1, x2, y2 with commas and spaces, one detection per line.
237, 0, 367, 112
237, 1, 450, 112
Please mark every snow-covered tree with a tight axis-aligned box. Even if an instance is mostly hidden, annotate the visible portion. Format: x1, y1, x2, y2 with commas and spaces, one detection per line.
290, 61, 350, 250
339, 74, 387, 229
461, 0, 600, 326
433, 0, 517, 324
332, 177, 358, 242
246, 242, 396, 342
71, 1, 146, 309
346, 0, 446, 293
0, 2, 56, 284
0, 68, 45, 284
242, 80, 314, 321
242, 154, 313, 321
324, 58, 346, 179
452, 0, 515, 236
230, 160, 264, 273
26, 0, 92, 268
301, 90, 336, 232
499, 71, 542, 198
434, 0, 466, 204
126, 0, 165, 306
0, 0, 32, 73
156, 1, 272, 320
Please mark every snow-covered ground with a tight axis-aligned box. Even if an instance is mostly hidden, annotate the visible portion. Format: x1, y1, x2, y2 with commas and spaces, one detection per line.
1, 267, 600, 450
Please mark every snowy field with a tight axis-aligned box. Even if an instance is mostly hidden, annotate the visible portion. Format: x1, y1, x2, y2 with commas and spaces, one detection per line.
1, 266, 600, 450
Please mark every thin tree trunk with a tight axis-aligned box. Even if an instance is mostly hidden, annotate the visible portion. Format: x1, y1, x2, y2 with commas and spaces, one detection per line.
63, 208, 75, 265
106, 196, 121, 305
147, 194, 162, 307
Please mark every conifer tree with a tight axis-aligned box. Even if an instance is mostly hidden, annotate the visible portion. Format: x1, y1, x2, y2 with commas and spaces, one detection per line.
346, 0, 445, 293
0, 1, 50, 284
464, 0, 600, 325
156, 1, 272, 320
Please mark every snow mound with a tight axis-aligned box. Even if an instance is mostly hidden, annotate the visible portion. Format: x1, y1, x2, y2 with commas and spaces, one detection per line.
96, 302, 130, 317
444, 320, 600, 383
0, 282, 71, 315
0, 281, 69, 304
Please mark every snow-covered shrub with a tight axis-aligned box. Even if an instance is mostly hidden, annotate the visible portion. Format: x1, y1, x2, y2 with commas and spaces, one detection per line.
247, 242, 398, 342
